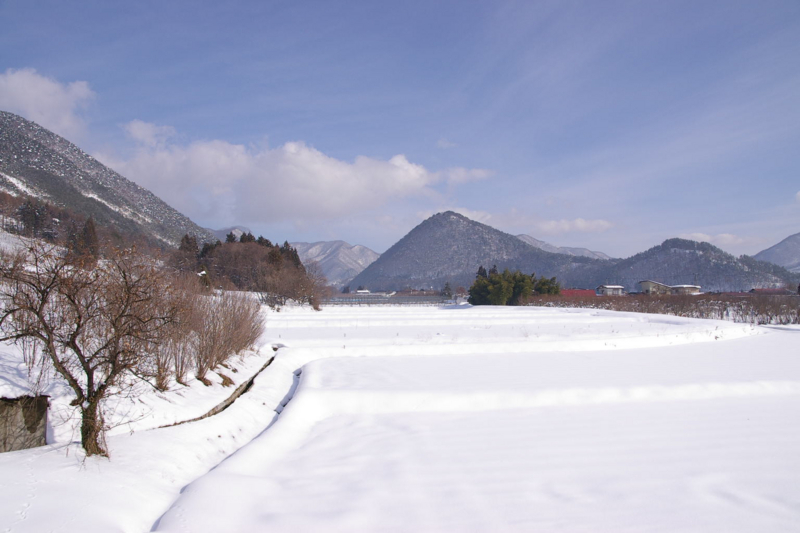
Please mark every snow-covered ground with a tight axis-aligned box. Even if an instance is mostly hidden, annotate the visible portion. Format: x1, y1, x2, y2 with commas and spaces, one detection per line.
2, 305, 799, 532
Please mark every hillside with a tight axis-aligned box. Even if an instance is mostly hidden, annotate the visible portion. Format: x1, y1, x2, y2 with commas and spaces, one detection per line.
0, 111, 215, 247
292, 240, 379, 287
349, 211, 602, 291
602, 238, 799, 292
349, 212, 798, 293
754, 232, 800, 273
517, 234, 611, 260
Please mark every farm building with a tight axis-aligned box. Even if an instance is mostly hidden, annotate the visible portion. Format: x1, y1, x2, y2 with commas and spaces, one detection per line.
639, 280, 701, 295
596, 285, 625, 296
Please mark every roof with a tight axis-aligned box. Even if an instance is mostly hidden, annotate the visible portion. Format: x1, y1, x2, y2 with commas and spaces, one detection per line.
598, 285, 624, 289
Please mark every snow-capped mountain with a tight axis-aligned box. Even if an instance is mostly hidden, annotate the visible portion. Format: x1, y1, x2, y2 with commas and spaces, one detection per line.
0, 111, 215, 246
291, 240, 379, 287
516, 234, 611, 260
754, 232, 800, 273
211, 226, 252, 242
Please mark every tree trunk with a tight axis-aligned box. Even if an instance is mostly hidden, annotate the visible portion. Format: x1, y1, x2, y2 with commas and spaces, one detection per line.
80, 400, 106, 456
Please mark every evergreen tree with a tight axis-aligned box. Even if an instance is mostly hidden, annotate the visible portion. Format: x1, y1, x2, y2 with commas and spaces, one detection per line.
225, 232, 237, 243
179, 234, 199, 255
240, 232, 256, 243
80, 217, 99, 258
468, 267, 553, 305
442, 282, 453, 298
476, 265, 488, 279
200, 240, 221, 259
508, 270, 533, 305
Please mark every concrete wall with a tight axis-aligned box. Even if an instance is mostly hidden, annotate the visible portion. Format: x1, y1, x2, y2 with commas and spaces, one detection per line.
1, 396, 48, 453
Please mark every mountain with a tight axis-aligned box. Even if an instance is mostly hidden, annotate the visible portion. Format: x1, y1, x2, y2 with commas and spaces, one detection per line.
597, 238, 798, 292
211, 226, 251, 242
0, 111, 215, 246
291, 240, 379, 287
516, 234, 611, 260
348, 212, 799, 293
349, 211, 602, 291
754, 232, 800, 273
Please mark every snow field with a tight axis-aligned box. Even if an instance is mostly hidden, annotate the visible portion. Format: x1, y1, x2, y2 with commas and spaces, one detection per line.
0, 305, 797, 532
153, 307, 800, 532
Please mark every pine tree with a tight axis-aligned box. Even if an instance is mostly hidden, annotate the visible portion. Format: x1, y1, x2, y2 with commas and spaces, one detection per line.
225, 232, 237, 243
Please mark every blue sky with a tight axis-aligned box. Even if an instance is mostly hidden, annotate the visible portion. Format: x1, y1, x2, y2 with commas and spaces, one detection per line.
1, 0, 799, 257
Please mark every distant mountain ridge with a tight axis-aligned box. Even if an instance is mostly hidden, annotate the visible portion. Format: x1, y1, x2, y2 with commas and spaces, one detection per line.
601, 238, 796, 292
754, 232, 800, 273
292, 240, 379, 287
350, 211, 601, 291
516, 234, 611, 260
349, 211, 798, 292
0, 111, 215, 246
211, 226, 252, 242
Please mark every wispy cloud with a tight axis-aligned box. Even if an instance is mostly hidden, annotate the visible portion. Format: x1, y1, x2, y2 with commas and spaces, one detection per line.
0, 68, 94, 139
123, 119, 176, 148
796, 191, 800, 204
437, 138, 457, 149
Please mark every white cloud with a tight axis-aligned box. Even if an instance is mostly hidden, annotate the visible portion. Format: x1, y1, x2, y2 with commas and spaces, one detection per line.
0, 68, 94, 139
679, 232, 745, 246
99, 122, 490, 226
124, 119, 176, 148
437, 138, 457, 149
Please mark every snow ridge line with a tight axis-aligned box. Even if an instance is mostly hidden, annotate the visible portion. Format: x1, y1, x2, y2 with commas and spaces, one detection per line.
157, 355, 275, 429
297, 380, 800, 416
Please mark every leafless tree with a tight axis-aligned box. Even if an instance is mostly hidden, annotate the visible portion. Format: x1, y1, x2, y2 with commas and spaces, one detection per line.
0, 242, 180, 456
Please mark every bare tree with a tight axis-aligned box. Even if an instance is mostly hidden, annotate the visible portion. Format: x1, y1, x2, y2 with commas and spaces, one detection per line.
0, 242, 180, 456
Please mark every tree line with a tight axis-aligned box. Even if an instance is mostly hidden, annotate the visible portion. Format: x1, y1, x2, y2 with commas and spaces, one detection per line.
0, 241, 264, 456
171, 232, 328, 310
468, 265, 560, 305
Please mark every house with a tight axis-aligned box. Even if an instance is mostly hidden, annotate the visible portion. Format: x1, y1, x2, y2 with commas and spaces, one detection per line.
639, 280, 701, 295
596, 285, 625, 296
